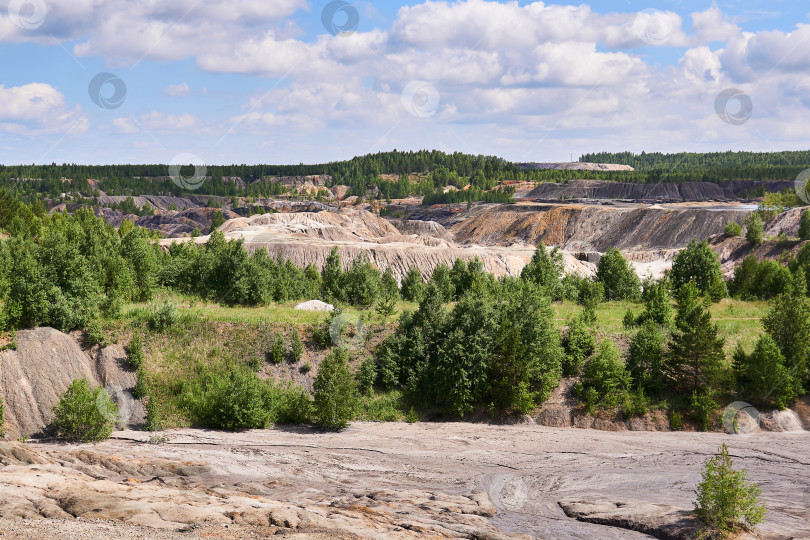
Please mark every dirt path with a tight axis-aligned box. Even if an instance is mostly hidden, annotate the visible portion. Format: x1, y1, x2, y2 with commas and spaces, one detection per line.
19, 423, 807, 539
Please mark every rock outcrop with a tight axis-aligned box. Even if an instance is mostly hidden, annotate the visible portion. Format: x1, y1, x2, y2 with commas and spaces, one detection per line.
0, 328, 143, 438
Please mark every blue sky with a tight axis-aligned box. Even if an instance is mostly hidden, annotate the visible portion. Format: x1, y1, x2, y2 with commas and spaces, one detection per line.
0, 0, 809, 165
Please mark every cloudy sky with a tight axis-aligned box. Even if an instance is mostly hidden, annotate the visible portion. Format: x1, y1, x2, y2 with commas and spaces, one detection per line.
1, 0, 809, 165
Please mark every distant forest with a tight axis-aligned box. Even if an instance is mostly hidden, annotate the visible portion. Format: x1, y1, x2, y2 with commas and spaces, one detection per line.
1, 149, 808, 204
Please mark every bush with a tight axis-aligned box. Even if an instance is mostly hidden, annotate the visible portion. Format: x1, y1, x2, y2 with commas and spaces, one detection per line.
626, 322, 665, 396
85, 319, 106, 347
312, 348, 359, 430
52, 378, 118, 442
724, 221, 742, 237
356, 357, 377, 396
0, 395, 5, 438
342, 254, 382, 307
268, 334, 285, 364
289, 330, 304, 363
694, 443, 766, 537
575, 339, 630, 412
638, 279, 672, 327
187, 364, 271, 430
561, 316, 595, 376
596, 248, 641, 301
400, 266, 425, 302
405, 406, 419, 423
271, 382, 312, 424
690, 389, 718, 431
799, 210, 810, 241
127, 333, 144, 369
734, 335, 801, 410
669, 409, 683, 431
147, 300, 178, 331
744, 213, 764, 246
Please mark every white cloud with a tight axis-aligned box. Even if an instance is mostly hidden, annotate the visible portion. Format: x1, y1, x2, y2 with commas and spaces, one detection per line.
0, 83, 87, 135
113, 110, 199, 133
165, 82, 191, 97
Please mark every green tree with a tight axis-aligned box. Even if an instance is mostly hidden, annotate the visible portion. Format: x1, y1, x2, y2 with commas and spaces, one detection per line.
521, 243, 564, 298
429, 263, 455, 302
312, 347, 359, 430
694, 444, 766, 537
735, 335, 801, 409
596, 248, 641, 301
321, 247, 343, 302
575, 339, 630, 412
744, 213, 764, 246
762, 293, 810, 384
724, 221, 742, 237
665, 283, 726, 395
341, 254, 381, 307
210, 210, 226, 231
51, 378, 118, 442
670, 239, 726, 301
561, 315, 595, 376
400, 266, 426, 302
638, 278, 672, 327
289, 330, 304, 363
627, 322, 665, 396
799, 209, 810, 241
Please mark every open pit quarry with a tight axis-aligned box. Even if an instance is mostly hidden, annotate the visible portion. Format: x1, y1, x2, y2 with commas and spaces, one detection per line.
159, 199, 758, 282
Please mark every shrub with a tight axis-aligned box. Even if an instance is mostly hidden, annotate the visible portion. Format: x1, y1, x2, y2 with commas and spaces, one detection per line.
0, 395, 5, 438
127, 333, 144, 369
147, 300, 178, 331
52, 378, 118, 442
638, 279, 672, 327
724, 221, 742, 237
596, 248, 641, 301
626, 322, 665, 396
188, 364, 271, 431
561, 316, 595, 376
690, 389, 718, 431
405, 406, 419, 423
669, 409, 683, 431
762, 293, 810, 383
299, 362, 312, 374
694, 443, 766, 537
85, 319, 106, 347
400, 266, 425, 302
289, 330, 304, 363
271, 382, 312, 424
744, 213, 764, 246
575, 339, 630, 412
145, 396, 163, 432
734, 335, 801, 410
623, 308, 637, 329
268, 334, 285, 364
356, 357, 377, 396
312, 348, 359, 430
799, 209, 810, 241
342, 254, 382, 307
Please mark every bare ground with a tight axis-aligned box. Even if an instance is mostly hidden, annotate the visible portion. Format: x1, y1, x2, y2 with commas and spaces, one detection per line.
3, 423, 807, 539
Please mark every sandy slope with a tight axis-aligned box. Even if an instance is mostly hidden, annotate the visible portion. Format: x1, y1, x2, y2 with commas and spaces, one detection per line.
7, 423, 808, 539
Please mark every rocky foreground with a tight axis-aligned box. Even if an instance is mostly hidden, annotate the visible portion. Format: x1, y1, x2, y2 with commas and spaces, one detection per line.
0, 423, 807, 539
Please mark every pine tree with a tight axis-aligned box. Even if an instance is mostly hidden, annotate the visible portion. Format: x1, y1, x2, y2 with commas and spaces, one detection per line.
312, 348, 359, 430
799, 209, 810, 241
665, 283, 726, 394
321, 247, 343, 302
762, 293, 810, 385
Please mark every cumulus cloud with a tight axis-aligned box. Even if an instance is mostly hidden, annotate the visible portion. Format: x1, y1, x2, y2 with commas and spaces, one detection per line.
0, 83, 87, 135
